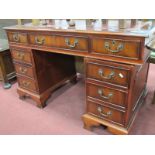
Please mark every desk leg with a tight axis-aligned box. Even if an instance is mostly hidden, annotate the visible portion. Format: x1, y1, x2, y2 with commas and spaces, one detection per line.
82, 114, 129, 135
17, 87, 50, 108
82, 114, 100, 131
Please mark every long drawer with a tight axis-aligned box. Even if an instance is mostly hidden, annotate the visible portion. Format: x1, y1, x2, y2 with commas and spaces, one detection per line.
87, 99, 125, 126
86, 82, 127, 108
29, 34, 88, 52
17, 75, 38, 93
86, 58, 134, 88
91, 36, 141, 60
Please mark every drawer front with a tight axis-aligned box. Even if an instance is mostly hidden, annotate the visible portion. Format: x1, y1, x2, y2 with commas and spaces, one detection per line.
18, 76, 38, 92
86, 60, 132, 88
14, 63, 34, 78
86, 83, 127, 108
29, 34, 53, 46
87, 100, 125, 126
11, 49, 32, 64
91, 37, 141, 60
8, 32, 28, 44
29, 34, 88, 51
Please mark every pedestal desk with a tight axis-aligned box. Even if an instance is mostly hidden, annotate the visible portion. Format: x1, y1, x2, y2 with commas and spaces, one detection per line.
5, 23, 151, 134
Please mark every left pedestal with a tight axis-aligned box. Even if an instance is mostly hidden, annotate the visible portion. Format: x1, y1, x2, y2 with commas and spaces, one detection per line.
10, 46, 77, 108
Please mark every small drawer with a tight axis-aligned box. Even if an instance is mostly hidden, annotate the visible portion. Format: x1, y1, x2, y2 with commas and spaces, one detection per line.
17, 76, 38, 92
86, 59, 133, 88
29, 34, 53, 46
14, 63, 34, 78
53, 35, 88, 51
11, 49, 32, 64
29, 34, 88, 52
86, 82, 127, 108
87, 100, 125, 126
91, 37, 141, 60
8, 32, 28, 44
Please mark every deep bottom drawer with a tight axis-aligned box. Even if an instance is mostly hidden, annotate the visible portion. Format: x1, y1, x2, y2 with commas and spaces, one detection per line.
87, 100, 125, 126
17, 76, 38, 92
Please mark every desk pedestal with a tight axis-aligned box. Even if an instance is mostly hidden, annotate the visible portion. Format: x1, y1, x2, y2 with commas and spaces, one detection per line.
12, 49, 77, 107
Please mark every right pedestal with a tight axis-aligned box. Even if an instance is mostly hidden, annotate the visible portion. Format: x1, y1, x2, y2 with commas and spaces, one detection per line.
83, 58, 149, 135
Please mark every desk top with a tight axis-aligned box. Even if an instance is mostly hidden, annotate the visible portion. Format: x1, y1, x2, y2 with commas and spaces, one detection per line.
4, 21, 153, 65
0, 39, 9, 52
4, 20, 155, 38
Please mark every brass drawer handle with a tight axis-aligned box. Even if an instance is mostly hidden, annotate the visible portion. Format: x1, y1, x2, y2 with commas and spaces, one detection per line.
65, 38, 78, 48
13, 33, 20, 42
35, 36, 45, 45
98, 69, 115, 80
19, 67, 27, 74
17, 52, 24, 59
97, 107, 112, 117
98, 89, 113, 100
104, 40, 124, 53
22, 81, 30, 87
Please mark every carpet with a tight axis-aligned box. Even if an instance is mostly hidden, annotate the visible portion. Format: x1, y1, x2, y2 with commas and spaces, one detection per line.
0, 64, 155, 135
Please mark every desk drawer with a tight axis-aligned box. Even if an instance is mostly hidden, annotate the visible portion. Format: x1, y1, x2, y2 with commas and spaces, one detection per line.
29, 34, 88, 51
86, 82, 127, 108
14, 63, 34, 78
8, 32, 28, 44
11, 49, 32, 64
87, 100, 125, 126
86, 59, 133, 88
91, 37, 141, 60
18, 76, 38, 92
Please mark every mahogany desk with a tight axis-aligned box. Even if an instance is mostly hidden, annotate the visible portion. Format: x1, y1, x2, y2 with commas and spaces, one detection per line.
5, 24, 151, 134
